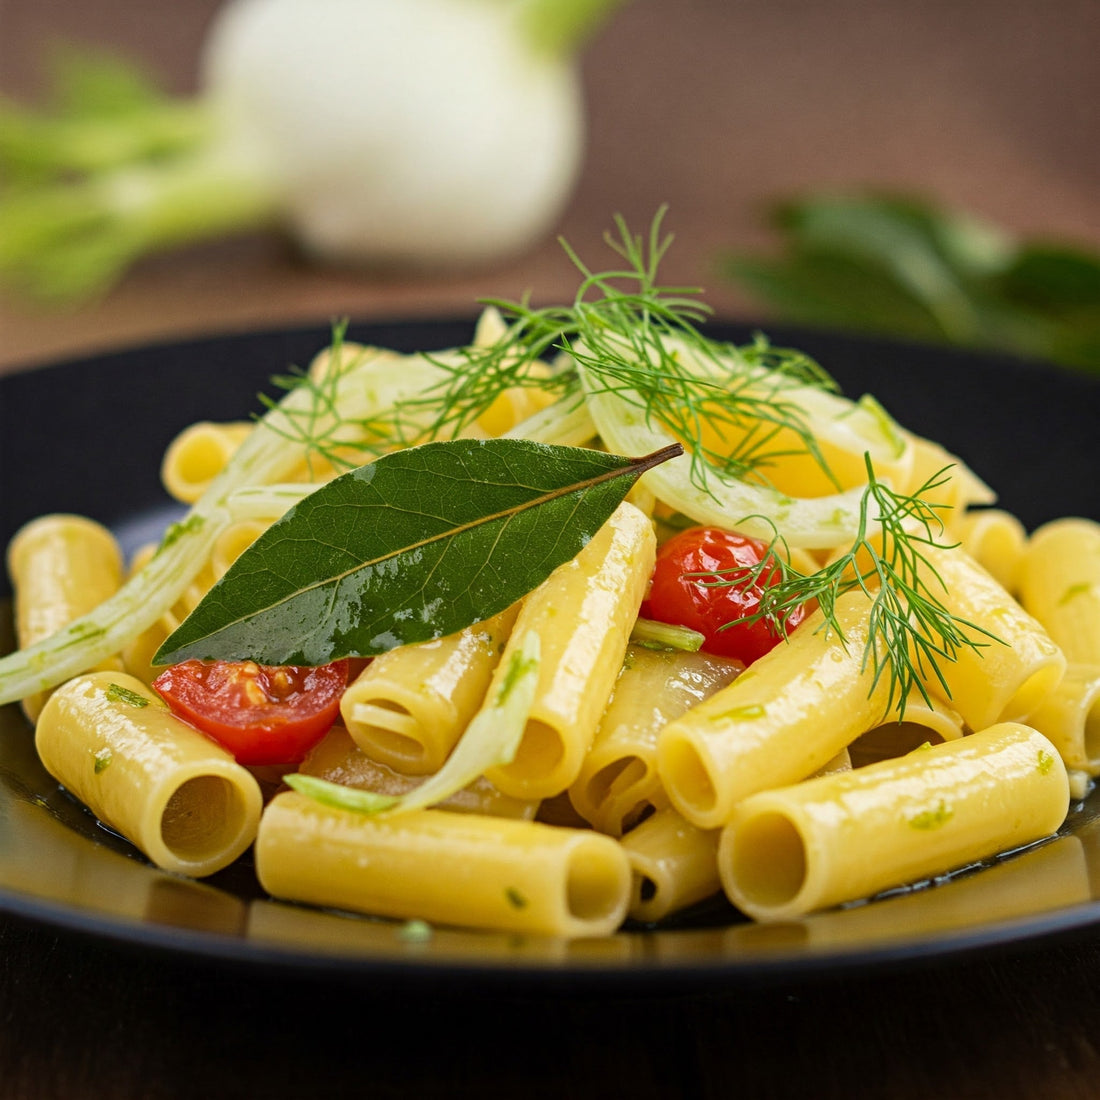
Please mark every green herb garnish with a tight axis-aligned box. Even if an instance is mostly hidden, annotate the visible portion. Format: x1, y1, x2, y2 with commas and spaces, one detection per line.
505, 887, 529, 910
392, 210, 838, 494
155, 440, 677, 667
713, 460, 997, 715
721, 192, 1100, 373
104, 682, 149, 708
908, 800, 954, 831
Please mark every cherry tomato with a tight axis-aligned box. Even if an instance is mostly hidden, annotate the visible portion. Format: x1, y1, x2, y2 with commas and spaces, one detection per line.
152, 658, 349, 766
640, 526, 809, 665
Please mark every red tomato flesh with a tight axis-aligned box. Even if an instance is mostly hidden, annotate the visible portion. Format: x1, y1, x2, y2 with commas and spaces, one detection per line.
640, 526, 809, 665
153, 658, 349, 766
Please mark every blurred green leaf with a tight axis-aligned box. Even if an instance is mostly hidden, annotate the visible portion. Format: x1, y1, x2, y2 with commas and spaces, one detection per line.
720, 193, 1100, 373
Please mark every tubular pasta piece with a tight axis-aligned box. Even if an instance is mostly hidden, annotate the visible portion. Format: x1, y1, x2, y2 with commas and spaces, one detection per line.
657, 590, 893, 830
35, 672, 263, 877
161, 421, 253, 504
1026, 664, 1100, 774
920, 544, 1065, 730
957, 508, 1028, 595
848, 690, 965, 768
122, 610, 180, 686
903, 434, 996, 522
485, 502, 656, 800
341, 605, 518, 775
210, 520, 268, 579
1018, 518, 1100, 666
718, 722, 1069, 922
568, 645, 742, 836
255, 793, 632, 937
6, 514, 125, 721
299, 724, 538, 819
621, 807, 721, 924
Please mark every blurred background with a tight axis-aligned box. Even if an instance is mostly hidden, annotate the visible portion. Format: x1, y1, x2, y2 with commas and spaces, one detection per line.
1, 0, 1097, 375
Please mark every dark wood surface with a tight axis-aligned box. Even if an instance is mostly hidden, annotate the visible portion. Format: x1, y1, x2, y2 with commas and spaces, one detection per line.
2, 2, 1100, 1096
5, 910, 1100, 1099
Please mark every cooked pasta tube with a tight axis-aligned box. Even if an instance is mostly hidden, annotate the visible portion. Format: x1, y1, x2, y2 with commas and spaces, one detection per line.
718, 722, 1069, 922
902, 433, 996, 520
568, 645, 742, 836
657, 590, 894, 829
35, 672, 263, 877
161, 421, 253, 503
209, 520, 268, 579
299, 724, 538, 820
255, 793, 632, 937
341, 605, 518, 775
920, 544, 1065, 730
1018, 518, 1100, 665
122, 521, 267, 686
847, 690, 965, 768
621, 807, 721, 924
1026, 665, 1100, 774
122, 610, 182, 686
485, 502, 656, 800
7, 514, 125, 721
957, 508, 1028, 595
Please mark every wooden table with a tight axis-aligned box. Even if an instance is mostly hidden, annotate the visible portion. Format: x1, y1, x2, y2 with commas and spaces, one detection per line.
2, 2, 1100, 1097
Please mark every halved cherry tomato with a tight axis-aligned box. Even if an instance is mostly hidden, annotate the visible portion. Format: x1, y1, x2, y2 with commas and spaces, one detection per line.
640, 526, 809, 665
152, 658, 349, 766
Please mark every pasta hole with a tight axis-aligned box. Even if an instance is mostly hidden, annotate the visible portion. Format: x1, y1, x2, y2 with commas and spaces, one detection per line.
849, 722, 946, 768
349, 701, 427, 770
160, 776, 252, 864
508, 719, 564, 778
584, 756, 648, 807
728, 811, 807, 910
638, 876, 658, 903
660, 736, 717, 819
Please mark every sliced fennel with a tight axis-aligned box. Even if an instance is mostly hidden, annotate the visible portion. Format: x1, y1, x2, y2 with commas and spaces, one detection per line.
285, 632, 540, 816
576, 364, 877, 549
0, 345, 454, 706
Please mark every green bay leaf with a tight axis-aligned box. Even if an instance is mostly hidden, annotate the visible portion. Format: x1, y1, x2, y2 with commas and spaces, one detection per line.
154, 438, 679, 667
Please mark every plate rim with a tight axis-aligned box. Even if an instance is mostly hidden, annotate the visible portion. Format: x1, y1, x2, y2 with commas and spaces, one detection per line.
2, 318, 1099, 989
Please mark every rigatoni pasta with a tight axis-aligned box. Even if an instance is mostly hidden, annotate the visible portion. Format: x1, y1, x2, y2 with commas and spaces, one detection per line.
656, 590, 895, 830
255, 792, 632, 937
341, 605, 518, 774
1, 252, 1094, 940
918, 544, 1065, 730
620, 807, 721, 923
718, 723, 1069, 922
568, 644, 742, 836
35, 672, 263, 877
485, 501, 655, 800
6, 514, 125, 720
1018, 518, 1100, 665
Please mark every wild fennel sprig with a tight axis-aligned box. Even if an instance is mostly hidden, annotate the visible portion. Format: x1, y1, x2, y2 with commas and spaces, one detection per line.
389, 210, 842, 492
711, 460, 998, 715
258, 321, 436, 472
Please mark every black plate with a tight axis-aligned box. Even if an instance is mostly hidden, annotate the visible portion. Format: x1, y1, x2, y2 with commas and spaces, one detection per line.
2, 320, 1099, 991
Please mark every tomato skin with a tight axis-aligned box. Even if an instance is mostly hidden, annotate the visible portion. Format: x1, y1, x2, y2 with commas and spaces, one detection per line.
152, 659, 349, 766
640, 526, 808, 665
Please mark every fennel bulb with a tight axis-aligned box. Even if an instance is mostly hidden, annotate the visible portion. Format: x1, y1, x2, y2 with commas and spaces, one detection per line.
0, 0, 625, 299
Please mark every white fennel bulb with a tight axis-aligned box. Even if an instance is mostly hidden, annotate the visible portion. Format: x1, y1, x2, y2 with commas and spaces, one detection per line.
200, 0, 585, 266
0, 0, 624, 298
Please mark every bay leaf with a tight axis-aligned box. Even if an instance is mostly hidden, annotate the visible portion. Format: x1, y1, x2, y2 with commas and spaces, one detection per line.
155, 438, 680, 667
